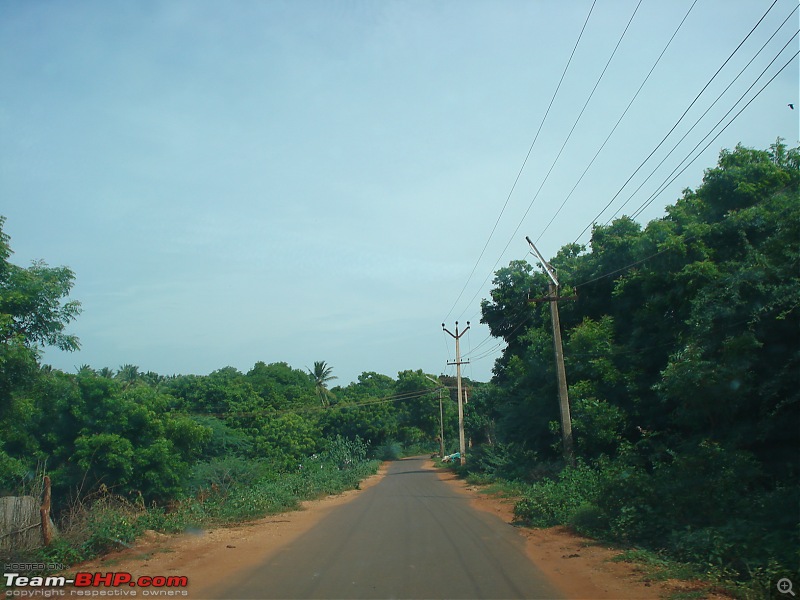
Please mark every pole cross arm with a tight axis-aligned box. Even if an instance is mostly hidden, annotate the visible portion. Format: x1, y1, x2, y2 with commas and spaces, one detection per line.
528, 293, 578, 303
526, 236, 559, 288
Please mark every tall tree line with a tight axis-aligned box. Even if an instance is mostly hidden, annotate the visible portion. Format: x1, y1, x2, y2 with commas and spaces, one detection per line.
469, 140, 799, 577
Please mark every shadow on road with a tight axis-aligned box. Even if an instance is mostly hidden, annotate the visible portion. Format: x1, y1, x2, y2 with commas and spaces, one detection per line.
385, 469, 437, 476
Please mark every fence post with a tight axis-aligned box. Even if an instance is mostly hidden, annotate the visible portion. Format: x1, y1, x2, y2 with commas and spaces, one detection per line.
40, 476, 52, 546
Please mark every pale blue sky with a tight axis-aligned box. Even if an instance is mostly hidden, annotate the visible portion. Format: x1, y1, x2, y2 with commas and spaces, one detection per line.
1, 0, 797, 383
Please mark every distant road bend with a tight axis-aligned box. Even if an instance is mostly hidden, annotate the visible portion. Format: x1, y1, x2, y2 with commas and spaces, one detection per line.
209, 457, 563, 599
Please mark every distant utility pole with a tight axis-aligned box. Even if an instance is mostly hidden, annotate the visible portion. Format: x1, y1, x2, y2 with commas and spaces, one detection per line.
526, 237, 576, 467
442, 321, 469, 465
424, 375, 446, 459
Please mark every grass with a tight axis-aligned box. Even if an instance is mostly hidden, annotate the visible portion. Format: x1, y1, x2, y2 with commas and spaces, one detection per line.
612, 549, 741, 600
478, 479, 529, 498
15, 459, 380, 571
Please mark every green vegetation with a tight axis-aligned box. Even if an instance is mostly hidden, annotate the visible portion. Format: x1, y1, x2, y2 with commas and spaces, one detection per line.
457, 140, 800, 597
0, 221, 459, 565
1, 141, 797, 597
36, 437, 378, 566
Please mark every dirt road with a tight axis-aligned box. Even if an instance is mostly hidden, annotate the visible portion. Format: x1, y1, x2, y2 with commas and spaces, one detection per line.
73, 458, 721, 599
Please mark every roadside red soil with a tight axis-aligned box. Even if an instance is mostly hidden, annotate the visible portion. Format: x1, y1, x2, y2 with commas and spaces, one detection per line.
69, 460, 729, 599
435, 466, 731, 600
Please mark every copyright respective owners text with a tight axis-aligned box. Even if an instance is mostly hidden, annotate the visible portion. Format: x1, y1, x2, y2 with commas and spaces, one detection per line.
4, 570, 190, 597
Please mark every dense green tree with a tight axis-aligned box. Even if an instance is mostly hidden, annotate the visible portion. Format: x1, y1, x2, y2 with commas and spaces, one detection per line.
394, 370, 441, 444
246, 361, 316, 408
473, 141, 800, 580
319, 372, 399, 446
0, 217, 81, 490
0, 218, 81, 416
27, 369, 211, 502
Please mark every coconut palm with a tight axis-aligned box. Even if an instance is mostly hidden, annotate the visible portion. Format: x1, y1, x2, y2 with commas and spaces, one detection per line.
116, 364, 140, 387
98, 367, 116, 379
308, 361, 337, 407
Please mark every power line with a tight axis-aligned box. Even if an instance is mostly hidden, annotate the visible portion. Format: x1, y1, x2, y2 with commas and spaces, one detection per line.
445, 1, 791, 376
533, 0, 700, 245
609, 9, 799, 223
575, 182, 797, 290
442, 0, 598, 323
455, 0, 641, 322
629, 39, 800, 220
572, 0, 781, 245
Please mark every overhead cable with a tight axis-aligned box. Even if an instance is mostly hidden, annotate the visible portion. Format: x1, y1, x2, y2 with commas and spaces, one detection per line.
442, 0, 598, 323
609, 8, 799, 223
533, 0, 700, 245
455, 0, 642, 322
572, 0, 781, 244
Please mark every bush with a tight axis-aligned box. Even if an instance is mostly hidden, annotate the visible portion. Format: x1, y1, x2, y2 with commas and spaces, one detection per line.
188, 456, 273, 495
374, 441, 402, 461
324, 435, 368, 469
467, 442, 540, 481
514, 461, 602, 526
596, 441, 762, 544
568, 503, 608, 537
511, 443, 799, 588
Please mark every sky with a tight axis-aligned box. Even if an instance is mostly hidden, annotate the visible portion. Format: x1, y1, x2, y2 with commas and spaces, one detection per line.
1, 0, 797, 385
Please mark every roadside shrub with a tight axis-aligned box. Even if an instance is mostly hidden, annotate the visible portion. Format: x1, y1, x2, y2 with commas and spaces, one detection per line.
468, 442, 539, 481
324, 435, 368, 469
596, 441, 762, 544
568, 503, 608, 537
374, 441, 402, 461
509, 441, 798, 586
188, 456, 273, 495
514, 461, 602, 526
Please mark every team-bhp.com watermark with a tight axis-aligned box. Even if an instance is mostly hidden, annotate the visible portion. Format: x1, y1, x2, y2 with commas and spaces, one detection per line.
4, 570, 189, 597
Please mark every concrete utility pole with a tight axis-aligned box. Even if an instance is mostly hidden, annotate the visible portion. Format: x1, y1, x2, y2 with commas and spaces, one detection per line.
439, 386, 445, 458
526, 237, 576, 467
424, 375, 446, 459
442, 321, 469, 465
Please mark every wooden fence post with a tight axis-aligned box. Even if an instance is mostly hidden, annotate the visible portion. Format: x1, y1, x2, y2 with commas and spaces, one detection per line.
40, 476, 52, 546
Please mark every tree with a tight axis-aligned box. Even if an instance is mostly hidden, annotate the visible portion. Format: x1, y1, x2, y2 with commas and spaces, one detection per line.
0, 220, 81, 352
309, 361, 337, 407
469, 141, 800, 578
0, 215, 81, 421
246, 361, 316, 408
115, 364, 140, 387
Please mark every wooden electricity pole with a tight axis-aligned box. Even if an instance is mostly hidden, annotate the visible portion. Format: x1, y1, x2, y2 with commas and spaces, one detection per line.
424, 375, 446, 459
526, 237, 576, 466
438, 387, 445, 459
442, 321, 469, 465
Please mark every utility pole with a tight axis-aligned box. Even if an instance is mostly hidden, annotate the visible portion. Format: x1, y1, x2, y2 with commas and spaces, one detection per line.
526, 237, 576, 467
442, 321, 469, 465
424, 375, 445, 459
439, 386, 445, 458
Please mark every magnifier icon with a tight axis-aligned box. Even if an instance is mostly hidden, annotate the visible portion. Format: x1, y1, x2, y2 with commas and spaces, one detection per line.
778, 578, 796, 596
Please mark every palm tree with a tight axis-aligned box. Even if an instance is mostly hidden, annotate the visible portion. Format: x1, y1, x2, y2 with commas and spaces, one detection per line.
98, 367, 115, 379
308, 361, 337, 407
116, 364, 140, 387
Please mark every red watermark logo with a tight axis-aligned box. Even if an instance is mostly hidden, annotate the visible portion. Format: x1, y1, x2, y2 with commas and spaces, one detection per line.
4, 572, 189, 597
